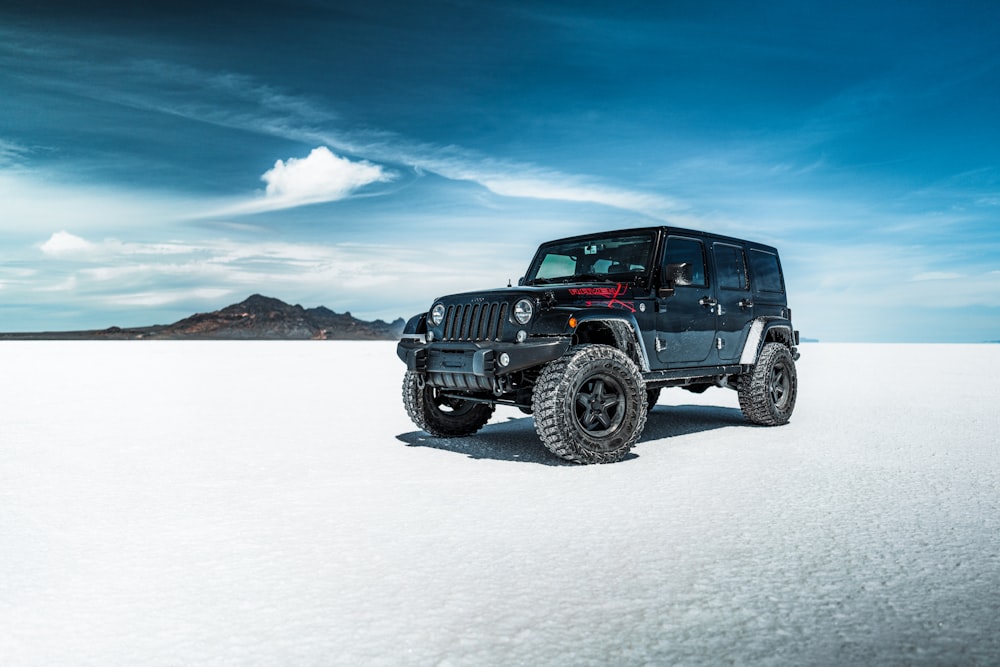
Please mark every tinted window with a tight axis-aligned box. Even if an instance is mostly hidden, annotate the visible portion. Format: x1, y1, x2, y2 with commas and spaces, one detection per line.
715, 243, 748, 290
749, 249, 784, 293
663, 237, 707, 287
536, 254, 576, 280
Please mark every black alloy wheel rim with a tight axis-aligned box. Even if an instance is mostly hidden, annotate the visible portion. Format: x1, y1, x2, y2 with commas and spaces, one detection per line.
573, 373, 626, 438
769, 361, 791, 409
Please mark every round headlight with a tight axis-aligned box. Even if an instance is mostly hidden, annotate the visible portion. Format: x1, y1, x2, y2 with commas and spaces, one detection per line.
513, 298, 534, 325
430, 303, 446, 327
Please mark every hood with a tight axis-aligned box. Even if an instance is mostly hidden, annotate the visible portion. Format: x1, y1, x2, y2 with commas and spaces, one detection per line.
434, 282, 642, 307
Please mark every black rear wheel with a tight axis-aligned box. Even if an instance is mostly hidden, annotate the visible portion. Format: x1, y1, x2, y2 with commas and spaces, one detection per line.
738, 342, 797, 425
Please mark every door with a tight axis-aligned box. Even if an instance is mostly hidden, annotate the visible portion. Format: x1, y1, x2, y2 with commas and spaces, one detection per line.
655, 236, 717, 366
712, 243, 754, 363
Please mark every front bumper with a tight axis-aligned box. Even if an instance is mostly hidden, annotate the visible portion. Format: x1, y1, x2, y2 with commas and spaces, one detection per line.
397, 337, 571, 381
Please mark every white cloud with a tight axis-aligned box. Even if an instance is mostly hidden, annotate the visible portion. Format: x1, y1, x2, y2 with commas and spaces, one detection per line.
40, 230, 95, 256
263, 146, 390, 202
39, 231, 197, 260
211, 146, 396, 217
220, 147, 393, 215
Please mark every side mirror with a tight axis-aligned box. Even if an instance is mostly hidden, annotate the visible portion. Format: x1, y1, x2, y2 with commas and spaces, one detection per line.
658, 262, 692, 297
517, 276, 526, 286
666, 262, 693, 285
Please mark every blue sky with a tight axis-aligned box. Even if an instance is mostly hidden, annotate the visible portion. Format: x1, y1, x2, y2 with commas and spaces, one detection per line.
1, 0, 998, 341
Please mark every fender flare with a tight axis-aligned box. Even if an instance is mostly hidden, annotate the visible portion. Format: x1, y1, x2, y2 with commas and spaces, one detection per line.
570, 311, 652, 372
739, 317, 796, 365
402, 313, 428, 336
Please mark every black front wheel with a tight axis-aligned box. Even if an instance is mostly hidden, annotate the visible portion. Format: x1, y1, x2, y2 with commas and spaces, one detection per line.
402, 372, 495, 437
533, 345, 647, 464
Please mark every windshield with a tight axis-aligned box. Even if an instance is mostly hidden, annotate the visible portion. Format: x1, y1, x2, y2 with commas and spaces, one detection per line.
525, 232, 655, 285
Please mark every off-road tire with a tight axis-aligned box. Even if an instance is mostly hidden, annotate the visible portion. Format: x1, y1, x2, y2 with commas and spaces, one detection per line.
532, 344, 647, 464
402, 372, 495, 437
738, 342, 797, 426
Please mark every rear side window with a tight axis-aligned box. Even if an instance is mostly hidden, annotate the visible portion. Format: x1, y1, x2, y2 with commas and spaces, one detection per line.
749, 249, 784, 294
714, 243, 748, 290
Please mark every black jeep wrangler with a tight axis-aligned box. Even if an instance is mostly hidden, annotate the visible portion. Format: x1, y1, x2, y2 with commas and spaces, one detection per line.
397, 226, 799, 464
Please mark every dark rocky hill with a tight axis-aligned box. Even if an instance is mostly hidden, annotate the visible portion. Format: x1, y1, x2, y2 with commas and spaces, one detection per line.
0, 294, 406, 340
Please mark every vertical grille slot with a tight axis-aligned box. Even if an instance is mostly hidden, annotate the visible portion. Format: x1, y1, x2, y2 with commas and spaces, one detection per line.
459, 304, 472, 339
479, 304, 495, 341
467, 304, 480, 340
444, 305, 458, 340
493, 303, 508, 340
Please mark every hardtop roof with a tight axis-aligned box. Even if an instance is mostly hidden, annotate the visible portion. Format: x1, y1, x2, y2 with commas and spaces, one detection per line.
537, 226, 781, 255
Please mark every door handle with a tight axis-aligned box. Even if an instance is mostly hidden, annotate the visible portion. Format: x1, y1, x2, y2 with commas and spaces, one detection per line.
699, 296, 718, 308
739, 299, 754, 309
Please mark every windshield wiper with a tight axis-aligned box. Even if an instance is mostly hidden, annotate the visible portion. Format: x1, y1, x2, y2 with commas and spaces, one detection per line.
529, 273, 629, 285
570, 273, 617, 283
528, 275, 608, 285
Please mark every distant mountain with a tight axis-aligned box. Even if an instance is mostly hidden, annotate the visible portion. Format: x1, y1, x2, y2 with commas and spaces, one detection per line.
0, 294, 406, 340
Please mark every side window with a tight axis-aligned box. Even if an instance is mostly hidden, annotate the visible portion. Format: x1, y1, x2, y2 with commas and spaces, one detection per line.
749, 249, 785, 294
662, 237, 707, 287
715, 243, 748, 290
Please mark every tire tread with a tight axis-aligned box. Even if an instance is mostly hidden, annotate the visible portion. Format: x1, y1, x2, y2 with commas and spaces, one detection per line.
738, 342, 797, 426
402, 372, 495, 437
532, 344, 647, 464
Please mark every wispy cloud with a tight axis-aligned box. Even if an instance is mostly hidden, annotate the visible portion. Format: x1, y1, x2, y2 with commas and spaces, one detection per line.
22, 231, 520, 325
398, 151, 682, 217
28, 41, 682, 218
0, 171, 205, 233
109, 288, 233, 308
0, 138, 30, 165
39, 231, 200, 259
3, 26, 684, 220
787, 240, 1000, 311
912, 271, 963, 282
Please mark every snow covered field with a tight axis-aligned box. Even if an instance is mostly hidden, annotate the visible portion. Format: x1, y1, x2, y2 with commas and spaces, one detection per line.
2, 341, 998, 666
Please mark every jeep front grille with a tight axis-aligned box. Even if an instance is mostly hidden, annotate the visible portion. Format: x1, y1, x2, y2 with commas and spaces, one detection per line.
442, 302, 508, 341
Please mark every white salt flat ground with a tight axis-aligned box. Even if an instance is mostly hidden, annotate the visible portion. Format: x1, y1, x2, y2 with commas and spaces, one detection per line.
1, 342, 998, 666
